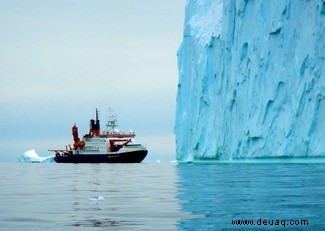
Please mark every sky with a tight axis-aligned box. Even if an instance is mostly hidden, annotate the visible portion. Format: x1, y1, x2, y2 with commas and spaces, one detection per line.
0, 0, 186, 162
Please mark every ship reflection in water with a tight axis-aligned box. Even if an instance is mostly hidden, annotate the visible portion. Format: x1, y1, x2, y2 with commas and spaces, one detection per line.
1, 162, 323, 230
66, 161, 324, 230
64, 163, 193, 230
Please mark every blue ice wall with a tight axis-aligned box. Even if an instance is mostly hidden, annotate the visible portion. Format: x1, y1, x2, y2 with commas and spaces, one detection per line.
175, 0, 325, 161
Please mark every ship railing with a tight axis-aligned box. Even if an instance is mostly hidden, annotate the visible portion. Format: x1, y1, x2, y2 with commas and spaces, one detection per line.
100, 132, 136, 138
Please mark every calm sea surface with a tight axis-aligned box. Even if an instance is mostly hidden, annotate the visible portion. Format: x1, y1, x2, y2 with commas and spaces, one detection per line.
0, 161, 324, 230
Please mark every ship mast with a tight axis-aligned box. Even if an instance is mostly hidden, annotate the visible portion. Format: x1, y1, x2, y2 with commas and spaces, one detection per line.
106, 108, 118, 132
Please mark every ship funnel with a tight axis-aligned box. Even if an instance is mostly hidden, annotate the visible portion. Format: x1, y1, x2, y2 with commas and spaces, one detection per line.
89, 109, 100, 136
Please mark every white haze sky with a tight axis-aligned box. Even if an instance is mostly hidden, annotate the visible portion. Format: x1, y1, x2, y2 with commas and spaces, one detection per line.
0, 0, 186, 162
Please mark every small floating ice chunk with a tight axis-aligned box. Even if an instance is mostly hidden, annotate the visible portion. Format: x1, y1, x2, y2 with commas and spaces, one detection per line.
89, 196, 105, 201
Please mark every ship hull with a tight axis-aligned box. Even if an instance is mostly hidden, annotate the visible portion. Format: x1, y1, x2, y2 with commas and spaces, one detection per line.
54, 150, 147, 163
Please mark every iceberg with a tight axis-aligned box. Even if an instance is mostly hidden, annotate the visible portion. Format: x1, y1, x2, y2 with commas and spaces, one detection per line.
19, 149, 55, 163
175, 0, 325, 161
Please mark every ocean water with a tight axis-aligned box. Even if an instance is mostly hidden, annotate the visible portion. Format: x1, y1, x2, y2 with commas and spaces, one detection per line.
0, 161, 324, 230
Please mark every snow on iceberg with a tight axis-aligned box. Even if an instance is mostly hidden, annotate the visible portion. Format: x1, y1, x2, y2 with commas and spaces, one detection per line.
175, 0, 325, 161
19, 149, 55, 163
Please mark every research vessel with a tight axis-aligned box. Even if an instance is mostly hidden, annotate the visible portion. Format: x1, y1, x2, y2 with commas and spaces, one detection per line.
52, 109, 147, 163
